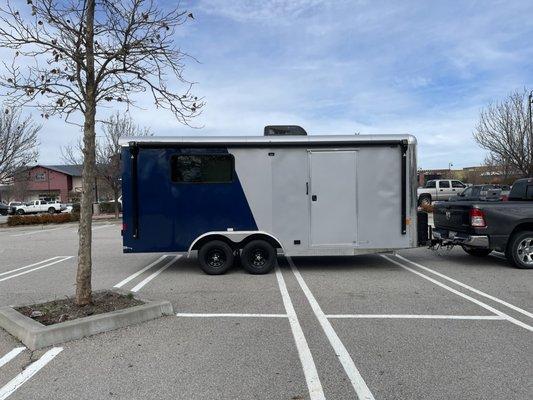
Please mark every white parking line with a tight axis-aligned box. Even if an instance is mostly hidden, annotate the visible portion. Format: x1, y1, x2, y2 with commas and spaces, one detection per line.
326, 314, 506, 320
130, 255, 181, 292
0, 257, 62, 278
0, 257, 73, 283
382, 255, 533, 332
396, 254, 533, 320
0, 347, 25, 369
92, 224, 114, 231
0, 347, 63, 400
113, 255, 169, 288
287, 257, 375, 400
275, 267, 325, 400
176, 313, 288, 318
10, 227, 66, 237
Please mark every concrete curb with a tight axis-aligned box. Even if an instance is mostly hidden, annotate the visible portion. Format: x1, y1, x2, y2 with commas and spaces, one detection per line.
0, 291, 173, 350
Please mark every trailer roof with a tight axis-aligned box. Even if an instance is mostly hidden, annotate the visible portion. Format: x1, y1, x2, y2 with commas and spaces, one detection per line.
119, 134, 416, 147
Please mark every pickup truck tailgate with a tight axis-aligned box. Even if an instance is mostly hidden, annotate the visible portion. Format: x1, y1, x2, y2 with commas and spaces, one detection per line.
433, 202, 471, 231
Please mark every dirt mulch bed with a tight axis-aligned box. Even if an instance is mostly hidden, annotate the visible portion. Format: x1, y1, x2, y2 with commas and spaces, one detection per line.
16, 291, 143, 326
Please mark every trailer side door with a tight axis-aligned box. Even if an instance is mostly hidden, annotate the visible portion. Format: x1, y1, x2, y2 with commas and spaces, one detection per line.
308, 150, 357, 246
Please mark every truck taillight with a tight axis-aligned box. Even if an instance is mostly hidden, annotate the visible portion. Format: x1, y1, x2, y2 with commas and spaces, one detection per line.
470, 208, 486, 227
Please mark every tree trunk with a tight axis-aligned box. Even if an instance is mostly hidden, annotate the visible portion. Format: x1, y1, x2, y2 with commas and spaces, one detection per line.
75, 0, 96, 306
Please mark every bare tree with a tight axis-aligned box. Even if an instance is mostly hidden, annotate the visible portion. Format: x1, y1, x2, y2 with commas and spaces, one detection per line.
4, 169, 31, 202
98, 112, 149, 218
0, 0, 203, 305
62, 112, 150, 218
473, 89, 532, 177
0, 108, 39, 184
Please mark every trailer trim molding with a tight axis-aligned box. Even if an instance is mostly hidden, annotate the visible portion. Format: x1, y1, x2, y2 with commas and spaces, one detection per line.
188, 231, 284, 254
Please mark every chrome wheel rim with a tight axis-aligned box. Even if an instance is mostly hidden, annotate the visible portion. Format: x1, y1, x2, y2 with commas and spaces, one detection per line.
516, 238, 533, 266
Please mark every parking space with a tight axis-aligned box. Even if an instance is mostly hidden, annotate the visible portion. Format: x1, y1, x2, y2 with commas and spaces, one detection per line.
0, 224, 532, 399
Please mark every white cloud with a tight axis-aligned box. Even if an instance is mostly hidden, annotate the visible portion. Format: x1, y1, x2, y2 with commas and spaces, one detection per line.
4, 0, 533, 171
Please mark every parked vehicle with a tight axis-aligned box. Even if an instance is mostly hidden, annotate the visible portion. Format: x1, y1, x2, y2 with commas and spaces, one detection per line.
61, 203, 74, 213
417, 179, 467, 205
432, 178, 533, 269
0, 203, 8, 216
450, 185, 502, 202
494, 184, 511, 200
120, 126, 420, 275
10, 200, 63, 215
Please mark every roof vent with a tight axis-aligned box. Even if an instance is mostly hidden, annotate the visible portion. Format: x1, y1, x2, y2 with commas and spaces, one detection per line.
264, 125, 307, 136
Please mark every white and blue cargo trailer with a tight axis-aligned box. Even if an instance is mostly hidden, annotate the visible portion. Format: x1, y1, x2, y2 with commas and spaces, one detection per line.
120, 126, 420, 274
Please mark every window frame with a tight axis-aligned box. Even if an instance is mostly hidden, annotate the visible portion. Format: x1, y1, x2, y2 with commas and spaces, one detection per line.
439, 180, 450, 188
170, 153, 235, 184
451, 180, 465, 188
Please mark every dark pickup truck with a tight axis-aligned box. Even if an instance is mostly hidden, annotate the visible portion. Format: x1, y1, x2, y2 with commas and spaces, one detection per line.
432, 178, 533, 269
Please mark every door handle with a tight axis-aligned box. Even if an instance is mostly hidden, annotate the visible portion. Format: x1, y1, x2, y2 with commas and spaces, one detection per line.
311, 195, 317, 201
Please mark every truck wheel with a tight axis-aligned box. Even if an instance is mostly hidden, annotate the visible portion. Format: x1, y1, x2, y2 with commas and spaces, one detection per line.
507, 231, 533, 269
48, 207, 56, 214
16, 209, 24, 215
461, 246, 492, 257
419, 195, 431, 206
198, 240, 234, 275
240, 240, 277, 274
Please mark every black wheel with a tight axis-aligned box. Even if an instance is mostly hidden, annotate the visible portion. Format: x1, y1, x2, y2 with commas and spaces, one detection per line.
507, 231, 533, 269
16, 209, 24, 215
48, 207, 56, 214
240, 240, 277, 274
419, 195, 431, 206
461, 246, 492, 257
198, 240, 234, 275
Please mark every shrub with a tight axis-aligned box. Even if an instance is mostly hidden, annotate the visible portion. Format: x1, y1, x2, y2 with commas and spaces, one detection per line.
7, 213, 77, 226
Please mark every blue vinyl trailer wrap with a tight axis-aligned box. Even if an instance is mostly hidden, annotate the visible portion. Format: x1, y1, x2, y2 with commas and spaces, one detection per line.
122, 147, 257, 253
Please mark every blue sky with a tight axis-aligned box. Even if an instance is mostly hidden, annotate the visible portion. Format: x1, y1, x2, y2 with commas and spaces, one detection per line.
29, 1, 533, 168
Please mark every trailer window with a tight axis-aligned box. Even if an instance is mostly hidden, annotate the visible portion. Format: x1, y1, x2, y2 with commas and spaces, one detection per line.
171, 154, 234, 183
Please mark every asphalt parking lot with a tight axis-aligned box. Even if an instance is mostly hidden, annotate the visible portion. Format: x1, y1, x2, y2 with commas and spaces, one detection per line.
0, 222, 532, 399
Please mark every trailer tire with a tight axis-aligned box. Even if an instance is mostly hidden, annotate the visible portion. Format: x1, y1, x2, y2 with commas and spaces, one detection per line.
507, 231, 533, 269
198, 240, 234, 275
240, 240, 277, 274
461, 246, 492, 257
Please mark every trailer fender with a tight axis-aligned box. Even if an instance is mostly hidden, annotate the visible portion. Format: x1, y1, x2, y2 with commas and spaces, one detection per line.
188, 231, 284, 255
